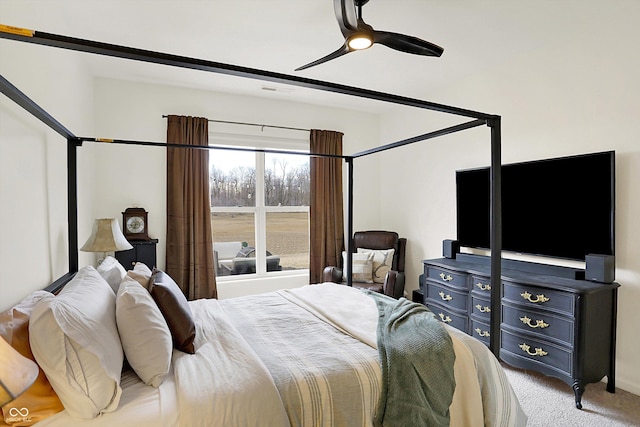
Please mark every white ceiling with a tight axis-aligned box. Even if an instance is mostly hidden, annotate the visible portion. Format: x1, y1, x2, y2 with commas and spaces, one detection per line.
1, 1, 583, 113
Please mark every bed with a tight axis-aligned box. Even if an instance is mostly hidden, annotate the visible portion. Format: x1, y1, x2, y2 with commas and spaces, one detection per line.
1, 259, 526, 427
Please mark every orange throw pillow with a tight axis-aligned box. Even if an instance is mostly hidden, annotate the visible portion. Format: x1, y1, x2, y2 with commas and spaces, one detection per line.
0, 292, 64, 426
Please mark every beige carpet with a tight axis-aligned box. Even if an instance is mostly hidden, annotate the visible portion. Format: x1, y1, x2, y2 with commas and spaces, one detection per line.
502, 362, 640, 426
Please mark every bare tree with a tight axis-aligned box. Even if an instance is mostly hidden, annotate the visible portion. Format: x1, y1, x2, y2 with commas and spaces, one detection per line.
210, 156, 309, 207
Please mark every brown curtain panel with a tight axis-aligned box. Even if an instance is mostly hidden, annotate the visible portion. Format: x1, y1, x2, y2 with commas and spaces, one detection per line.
309, 129, 345, 284
166, 115, 217, 300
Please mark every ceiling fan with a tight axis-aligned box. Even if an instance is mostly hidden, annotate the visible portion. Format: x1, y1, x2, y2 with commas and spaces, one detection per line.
295, 0, 444, 71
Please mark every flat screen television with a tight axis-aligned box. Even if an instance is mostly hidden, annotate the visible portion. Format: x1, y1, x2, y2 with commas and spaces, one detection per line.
456, 151, 615, 261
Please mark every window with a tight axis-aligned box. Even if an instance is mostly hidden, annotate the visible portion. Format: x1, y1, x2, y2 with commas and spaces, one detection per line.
209, 132, 310, 279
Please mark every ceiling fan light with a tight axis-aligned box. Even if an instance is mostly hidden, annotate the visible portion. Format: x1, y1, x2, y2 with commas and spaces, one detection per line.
348, 34, 373, 50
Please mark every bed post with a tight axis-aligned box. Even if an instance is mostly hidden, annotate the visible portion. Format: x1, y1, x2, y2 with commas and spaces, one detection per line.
346, 156, 354, 287
67, 137, 81, 274
488, 117, 502, 356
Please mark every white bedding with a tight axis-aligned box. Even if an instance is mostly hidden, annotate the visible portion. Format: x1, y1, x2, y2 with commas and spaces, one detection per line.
172, 297, 289, 427
33, 283, 525, 427
33, 367, 179, 427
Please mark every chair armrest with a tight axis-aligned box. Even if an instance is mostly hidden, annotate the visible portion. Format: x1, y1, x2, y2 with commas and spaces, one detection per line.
323, 266, 343, 283
383, 270, 405, 299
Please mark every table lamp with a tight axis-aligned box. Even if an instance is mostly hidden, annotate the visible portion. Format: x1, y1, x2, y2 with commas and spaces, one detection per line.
80, 218, 133, 264
0, 337, 39, 406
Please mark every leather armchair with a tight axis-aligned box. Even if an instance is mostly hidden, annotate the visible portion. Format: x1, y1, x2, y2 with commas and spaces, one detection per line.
323, 231, 407, 299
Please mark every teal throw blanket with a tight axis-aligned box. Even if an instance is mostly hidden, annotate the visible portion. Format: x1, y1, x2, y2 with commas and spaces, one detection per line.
368, 292, 456, 427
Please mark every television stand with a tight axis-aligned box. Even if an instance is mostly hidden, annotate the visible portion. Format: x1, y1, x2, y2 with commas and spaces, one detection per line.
420, 253, 619, 409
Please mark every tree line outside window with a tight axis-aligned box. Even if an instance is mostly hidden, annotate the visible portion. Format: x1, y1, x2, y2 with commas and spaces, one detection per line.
209, 157, 310, 207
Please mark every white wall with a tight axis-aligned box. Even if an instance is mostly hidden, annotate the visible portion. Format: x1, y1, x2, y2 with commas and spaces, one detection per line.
0, 39, 94, 311
89, 77, 381, 298
377, 3, 640, 395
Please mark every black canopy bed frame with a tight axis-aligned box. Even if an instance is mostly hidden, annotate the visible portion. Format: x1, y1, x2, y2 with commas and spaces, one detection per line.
0, 25, 503, 353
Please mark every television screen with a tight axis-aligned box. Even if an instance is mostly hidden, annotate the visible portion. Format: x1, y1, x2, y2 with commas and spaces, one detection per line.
456, 151, 615, 261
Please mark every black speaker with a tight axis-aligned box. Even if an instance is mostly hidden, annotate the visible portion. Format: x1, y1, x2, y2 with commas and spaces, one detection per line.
585, 254, 615, 283
443, 239, 460, 259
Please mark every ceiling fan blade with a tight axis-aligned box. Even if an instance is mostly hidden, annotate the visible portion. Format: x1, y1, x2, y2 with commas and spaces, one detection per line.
373, 30, 444, 57
334, 0, 359, 37
295, 43, 350, 71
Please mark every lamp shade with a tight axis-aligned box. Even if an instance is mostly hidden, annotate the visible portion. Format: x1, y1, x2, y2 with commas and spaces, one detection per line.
0, 337, 39, 406
80, 218, 133, 252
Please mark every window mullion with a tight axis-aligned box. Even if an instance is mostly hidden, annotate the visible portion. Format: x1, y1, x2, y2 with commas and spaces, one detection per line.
255, 151, 267, 274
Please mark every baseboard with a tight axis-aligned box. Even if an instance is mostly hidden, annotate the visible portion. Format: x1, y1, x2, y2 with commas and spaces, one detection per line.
613, 376, 640, 397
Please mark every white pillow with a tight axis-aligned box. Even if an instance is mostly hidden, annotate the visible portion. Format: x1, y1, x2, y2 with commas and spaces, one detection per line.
116, 274, 172, 387
342, 251, 374, 283
357, 248, 396, 284
122, 261, 153, 290
29, 266, 124, 419
133, 262, 153, 279
96, 256, 127, 293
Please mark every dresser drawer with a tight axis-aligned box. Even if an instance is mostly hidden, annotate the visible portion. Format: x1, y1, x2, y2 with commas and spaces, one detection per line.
501, 329, 572, 377
503, 282, 575, 315
425, 266, 468, 289
426, 302, 468, 333
502, 303, 574, 346
470, 275, 493, 298
470, 318, 491, 346
471, 296, 492, 321
425, 282, 468, 312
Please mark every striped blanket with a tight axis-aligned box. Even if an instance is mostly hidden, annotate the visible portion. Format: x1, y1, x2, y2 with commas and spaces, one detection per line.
221, 288, 381, 427
172, 283, 526, 427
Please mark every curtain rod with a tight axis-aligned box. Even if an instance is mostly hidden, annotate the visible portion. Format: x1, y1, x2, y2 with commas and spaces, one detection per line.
162, 115, 309, 132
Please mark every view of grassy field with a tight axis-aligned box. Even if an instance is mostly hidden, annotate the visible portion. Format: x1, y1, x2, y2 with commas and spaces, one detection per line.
211, 212, 309, 270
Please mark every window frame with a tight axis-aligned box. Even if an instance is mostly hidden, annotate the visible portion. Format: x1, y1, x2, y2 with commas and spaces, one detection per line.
209, 129, 310, 281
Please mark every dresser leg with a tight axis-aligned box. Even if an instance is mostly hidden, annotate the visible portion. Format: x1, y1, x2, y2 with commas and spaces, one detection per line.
572, 382, 584, 409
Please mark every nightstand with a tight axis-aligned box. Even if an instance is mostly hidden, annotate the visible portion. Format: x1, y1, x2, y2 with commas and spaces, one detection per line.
115, 239, 158, 270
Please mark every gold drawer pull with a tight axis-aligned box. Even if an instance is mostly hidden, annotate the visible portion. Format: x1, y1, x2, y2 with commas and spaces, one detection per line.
439, 272, 453, 282
438, 313, 452, 323
476, 282, 491, 291
474, 328, 490, 337
519, 343, 548, 357
520, 291, 550, 303
520, 315, 549, 329
438, 291, 453, 301
475, 304, 491, 313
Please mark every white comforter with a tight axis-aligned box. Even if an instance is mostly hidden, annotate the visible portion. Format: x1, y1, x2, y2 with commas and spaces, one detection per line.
172, 296, 290, 427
